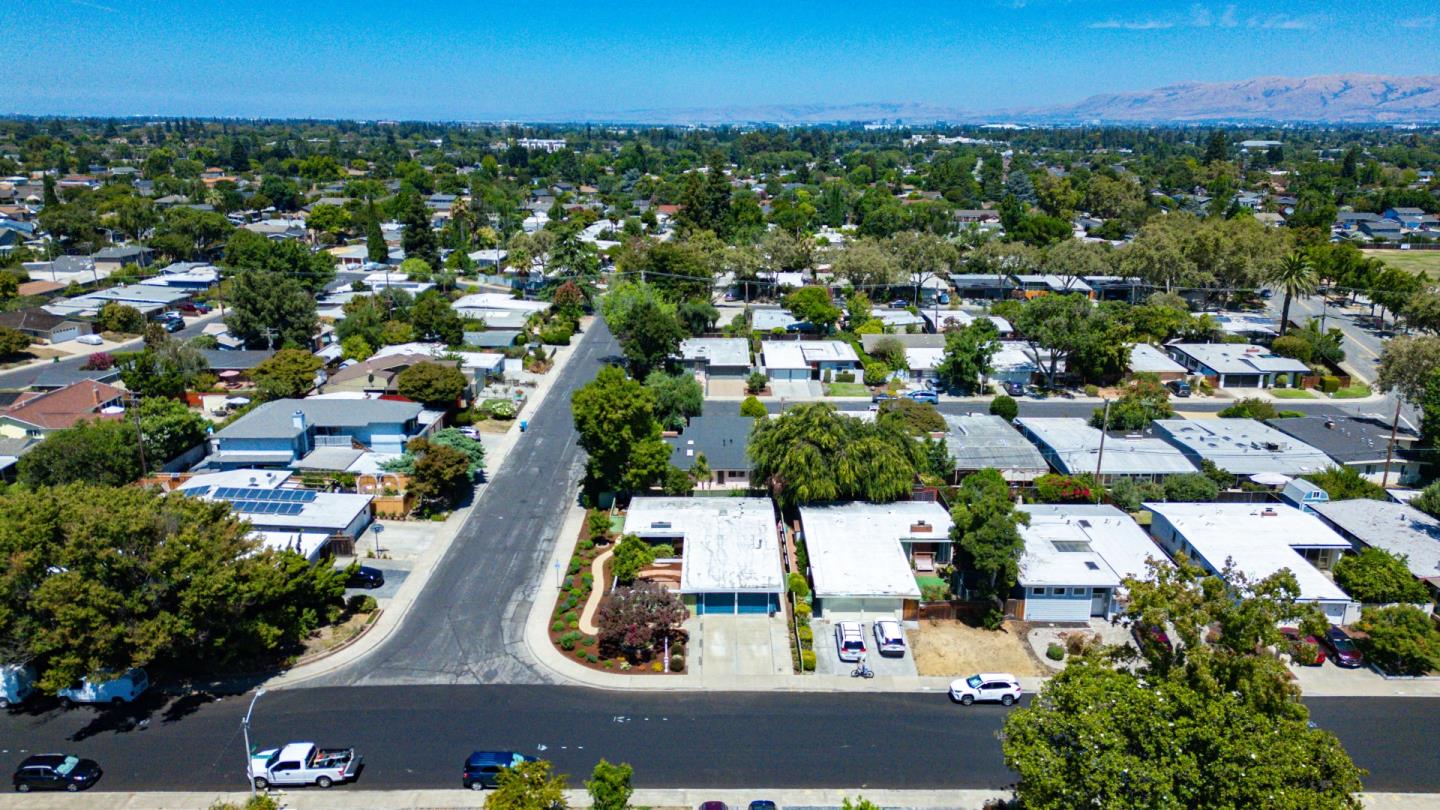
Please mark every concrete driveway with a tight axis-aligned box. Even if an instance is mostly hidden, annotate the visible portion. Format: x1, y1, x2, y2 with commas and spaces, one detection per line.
689, 614, 793, 677
813, 618, 919, 678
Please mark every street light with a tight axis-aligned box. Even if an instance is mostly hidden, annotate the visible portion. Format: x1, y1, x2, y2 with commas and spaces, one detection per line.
241, 688, 267, 797
370, 522, 385, 558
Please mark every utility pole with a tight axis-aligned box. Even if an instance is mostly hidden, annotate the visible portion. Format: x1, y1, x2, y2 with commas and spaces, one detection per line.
1093, 399, 1111, 496
1381, 396, 1403, 488
241, 688, 267, 797
131, 403, 149, 478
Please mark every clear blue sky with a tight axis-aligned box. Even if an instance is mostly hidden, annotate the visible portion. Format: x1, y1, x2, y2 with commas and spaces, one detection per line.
3, 0, 1438, 119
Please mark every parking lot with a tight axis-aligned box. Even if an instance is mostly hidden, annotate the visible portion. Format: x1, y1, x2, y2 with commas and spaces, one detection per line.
812, 618, 919, 678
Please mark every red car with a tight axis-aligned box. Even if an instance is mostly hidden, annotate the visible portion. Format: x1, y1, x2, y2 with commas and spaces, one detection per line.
1131, 623, 1173, 655
1279, 627, 1327, 666
1322, 626, 1365, 668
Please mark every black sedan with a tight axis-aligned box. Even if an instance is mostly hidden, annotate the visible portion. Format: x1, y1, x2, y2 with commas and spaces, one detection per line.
343, 565, 385, 589
13, 754, 102, 792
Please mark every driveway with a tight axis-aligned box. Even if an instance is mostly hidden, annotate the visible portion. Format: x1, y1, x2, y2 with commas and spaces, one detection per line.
769, 379, 823, 400
812, 618, 919, 678
687, 614, 792, 677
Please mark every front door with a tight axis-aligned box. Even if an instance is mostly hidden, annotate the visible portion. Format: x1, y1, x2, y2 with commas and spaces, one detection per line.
1090, 588, 1108, 617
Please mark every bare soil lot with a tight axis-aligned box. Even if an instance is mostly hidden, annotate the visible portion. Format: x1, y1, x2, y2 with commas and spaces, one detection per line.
911, 618, 1048, 677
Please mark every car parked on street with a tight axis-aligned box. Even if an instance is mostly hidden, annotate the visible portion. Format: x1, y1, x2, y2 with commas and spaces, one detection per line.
949, 673, 1022, 706
249, 742, 361, 789
906, 390, 939, 405
748, 801, 777, 810
872, 619, 906, 657
870, 392, 893, 404
1322, 626, 1364, 668
56, 668, 148, 708
12, 754, 102, 792
833, 621, 866, 663
1005, 381, 1026, 397
1280, 627, 1327, 666
343, 565, 385, 589
1, 664, 36, 710
1167, 379, 1192, 397
462, 751, 536, 790
178, 301, 211, 315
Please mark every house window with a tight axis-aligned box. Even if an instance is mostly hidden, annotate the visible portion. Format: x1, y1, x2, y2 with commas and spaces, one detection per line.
1071, 587, 1087, 596
1032, 587, 1048, 596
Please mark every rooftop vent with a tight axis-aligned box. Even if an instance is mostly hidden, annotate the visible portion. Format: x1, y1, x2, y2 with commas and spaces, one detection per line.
910, 520, 933, 533
649, 521, 672, 529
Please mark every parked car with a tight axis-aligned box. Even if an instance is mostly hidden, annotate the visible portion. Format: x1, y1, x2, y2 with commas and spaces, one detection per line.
949, 673, 1022, 706
872, 619, 906, 657
342, 565, 385, 589
56, 668, 148, 708
1279, 627, 1327, 666
1322, 626, 1364, 669
698, 803, 729, 810
1005, 381, 1026, 397
12, 754, 102, 793
249, 742, 361, 789
870, 392, 894, 404
160, 317, 184, 333
833, 621, 866, 663
1166, 379, 1192, 397
906, 390, 939, 405
463, 751, 536, 790
178, 301, 211, 314
0, 664, 36, 710
748, 802, 777, 810
457, 426, 481, 439
1131, 624, 1173, 656
888, 299, 908, 308
75, 334, 104, 346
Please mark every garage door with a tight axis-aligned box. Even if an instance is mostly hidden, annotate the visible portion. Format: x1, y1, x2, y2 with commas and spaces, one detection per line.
736, 593, 774, 615
1023, 590, 1093, 622
816, 597, 903, 621
698, 593, 735, 615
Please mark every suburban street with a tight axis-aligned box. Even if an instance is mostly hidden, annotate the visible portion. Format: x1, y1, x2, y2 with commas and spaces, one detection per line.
0, 315, 217, 389
310, 317, 622, 686
0, 687, 1436, 793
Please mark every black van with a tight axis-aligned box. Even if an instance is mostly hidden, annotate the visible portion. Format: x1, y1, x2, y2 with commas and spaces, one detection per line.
463, 751, 536, 790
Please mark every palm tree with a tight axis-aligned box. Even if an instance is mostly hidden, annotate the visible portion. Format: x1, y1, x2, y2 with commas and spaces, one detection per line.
1270, 251, 1318, 336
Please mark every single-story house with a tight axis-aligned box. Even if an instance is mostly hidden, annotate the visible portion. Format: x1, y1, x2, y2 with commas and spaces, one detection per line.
0, 307, 90, 343
760, 340, 860, 381
991, 341, 1061, 386
462, 330, 523, 350
751, 306, 802, 333
203, 397, 427, 469
665, 414, 755, 488
1164, 343, 1308, 389
941, 414, 1048, 483
322, 353, 439, 397
140, 261, 219, 290
176, 469, 374, 561
623, 497, 784, 615
871, 307, 927, 332
799, 500, 953, 620
198, 349, 274, 381
1151, 418, 1333, 478
0, 380, 126, 439
928, 310, 1013, 336
1013, 504, 1167, 621
1266, 415, 1424, 485
1310, 499, 1440, 595
947, 274, 1013, 301
92, 245, 154, 273
1145, 502, 1359, 624
1127, 343, 1188, 381
1014, 417, 1196, 482
677, 338, 752, 379
1012, 274, 1093, 299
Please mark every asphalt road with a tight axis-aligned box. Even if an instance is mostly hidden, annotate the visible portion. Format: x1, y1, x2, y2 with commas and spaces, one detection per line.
311, 318, 621, 686
0, 314, 217, 389
0, 689, 1435, 793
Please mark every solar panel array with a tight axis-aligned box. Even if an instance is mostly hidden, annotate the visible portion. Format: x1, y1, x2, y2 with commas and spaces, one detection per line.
213, 487, 317, 503
232, 500, 305, 516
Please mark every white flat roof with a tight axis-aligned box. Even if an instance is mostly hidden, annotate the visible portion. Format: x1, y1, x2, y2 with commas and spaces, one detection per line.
1152, 418, 1333, 476
1128, 343, 1187, 374
761, 341, 807, 370
943, 414, 1048, 477
1016, 417, 1197, 476
1018, 504, 1168, 588
905, 347, 945, 372
801, 502, 952, 599
751, 308, 799, 331
679, 337, 750, 368
1145, 502, 1352, 602
1169, 343, 1308, 375
450, 293, 550, 313
794, 341, 860, 364
624, 497, 783, 594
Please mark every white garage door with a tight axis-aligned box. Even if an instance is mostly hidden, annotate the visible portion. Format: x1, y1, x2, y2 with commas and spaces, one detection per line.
817, 597, 903, 621
1023, 587, 1093, 622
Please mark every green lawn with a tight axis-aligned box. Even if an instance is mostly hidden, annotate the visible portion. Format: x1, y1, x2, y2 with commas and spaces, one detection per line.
1332, 383, 1373, 399
1362, 249, 1440, 278
1270, 388, 1315, 399
825, 382, 869, 397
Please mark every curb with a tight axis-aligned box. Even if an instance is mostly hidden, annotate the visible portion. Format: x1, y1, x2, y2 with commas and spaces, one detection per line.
288, 608, 383, 669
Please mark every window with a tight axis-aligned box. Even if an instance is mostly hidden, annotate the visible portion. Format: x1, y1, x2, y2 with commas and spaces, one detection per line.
1071, 587, 1087, 596
1032, 587, 1048, 596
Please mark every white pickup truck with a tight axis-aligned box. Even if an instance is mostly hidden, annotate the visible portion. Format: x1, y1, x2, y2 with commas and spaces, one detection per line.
248, 742, 361, 789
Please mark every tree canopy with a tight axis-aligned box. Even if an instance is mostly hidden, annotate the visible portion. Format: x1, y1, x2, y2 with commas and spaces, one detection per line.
748, 403, 919, 507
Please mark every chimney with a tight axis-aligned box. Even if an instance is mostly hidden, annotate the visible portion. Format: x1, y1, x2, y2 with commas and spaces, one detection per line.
1324, 420, 1335, 429
292, 409, 306, 432
909, 520, 932, 533
91, 385, 100, 406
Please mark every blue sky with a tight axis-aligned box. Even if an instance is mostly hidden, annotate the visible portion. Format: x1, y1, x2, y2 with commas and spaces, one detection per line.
3, 0, 1438, 119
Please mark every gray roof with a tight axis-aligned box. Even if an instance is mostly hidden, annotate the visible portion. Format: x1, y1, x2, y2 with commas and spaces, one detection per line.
28, 365, 120, 390
666, 414, 755, 472
1152, 418, 1333, 476
1310, 500, 1440, 585
93, 245, 152, 260
943, 414, 1048, 478
291, 446, 366, 471
198, 349, 275, 372
860, 333, 944, 352
1266, 415, 1420, 465
218, 398, 423, 440
463, 330, 523, 349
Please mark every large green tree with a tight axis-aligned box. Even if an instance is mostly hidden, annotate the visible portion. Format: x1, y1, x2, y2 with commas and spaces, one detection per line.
644, 371, 702, 431
571, 366, 675, 494
396, 361, 467, 408
17, 419, 143, 487
748, 403, 918, 507
251, 348, 322, 401
1333, 548, 1429, 605
1269, 250, 1318, 336
948, 468, 1028, 601
934, 319, 1000, 394
617, 299, 685, 378
226, 269, 318, 349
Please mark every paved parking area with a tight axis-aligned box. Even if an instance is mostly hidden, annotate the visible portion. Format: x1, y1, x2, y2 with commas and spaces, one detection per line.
812, 618, 919, 678
341, 562, 411, 602
770, 379, 824, 399
364, 519, 437, 562
687, 614, 792, 677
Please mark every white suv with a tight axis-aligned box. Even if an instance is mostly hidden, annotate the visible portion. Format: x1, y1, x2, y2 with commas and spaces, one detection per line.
949, 672, 1022, 706
833, 621, 866, 662
872, 619, 906, 657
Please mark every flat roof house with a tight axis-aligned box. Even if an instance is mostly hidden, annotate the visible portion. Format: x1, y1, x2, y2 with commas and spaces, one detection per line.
1151, 418, 1333, 478
203, 398, 426, 470
677, 338, 751, 379
760, 340, 859, 381
1145, 502, 1359, 624
1165, 343, 1308, 389
176, 469, 374, 562
751, 306, 801, 333
942, 414, 1048, 483
799, 500, 953, 620
623, 497, 784, 615
1310, 499, 1440, 595
1014, 504, 1168, 622
1127, 343, 1188, 381
665, 414, 755, 489
1014, 417, 1196, 482
1266, 414, 1424, 485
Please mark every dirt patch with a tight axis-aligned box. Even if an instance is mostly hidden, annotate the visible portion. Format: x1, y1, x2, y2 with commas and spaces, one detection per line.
911, 618, 1048, 677
472, 419, 515, 434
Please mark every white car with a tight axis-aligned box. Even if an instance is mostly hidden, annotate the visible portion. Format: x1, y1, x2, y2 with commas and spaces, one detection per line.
833, 621, 866, 662
57, 668, 148, 708
249, 742, 362, 789
949, 672, 1022, 706
457, 426, 481, 439
76, 334, 104, 346
872, 619, 906, 657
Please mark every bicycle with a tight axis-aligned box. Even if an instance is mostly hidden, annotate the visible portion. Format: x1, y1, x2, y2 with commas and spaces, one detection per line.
851, 662, 874, 679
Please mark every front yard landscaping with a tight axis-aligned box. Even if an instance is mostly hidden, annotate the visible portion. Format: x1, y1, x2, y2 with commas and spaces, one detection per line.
1270, 388, 1315, 399
1331, 383, 1372, 399
824, 382, 869, 397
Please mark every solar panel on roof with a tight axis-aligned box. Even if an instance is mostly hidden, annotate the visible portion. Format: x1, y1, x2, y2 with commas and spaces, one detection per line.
282, 503, 303, 515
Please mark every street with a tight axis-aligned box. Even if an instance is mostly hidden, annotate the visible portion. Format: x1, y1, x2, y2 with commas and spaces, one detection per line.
0, 687, 1437, 793
0, 315, 218, 389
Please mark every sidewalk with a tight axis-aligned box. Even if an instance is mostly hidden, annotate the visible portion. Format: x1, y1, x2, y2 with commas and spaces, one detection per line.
267, 318, 596, 689
0, 788, 1432, 809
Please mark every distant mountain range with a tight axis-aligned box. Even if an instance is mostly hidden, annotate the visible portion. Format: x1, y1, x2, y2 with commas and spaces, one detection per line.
547, 74, 1440, 125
